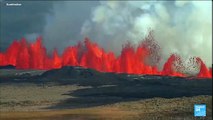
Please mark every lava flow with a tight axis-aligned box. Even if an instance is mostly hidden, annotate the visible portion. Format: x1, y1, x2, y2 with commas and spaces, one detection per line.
0, 35, 212, 78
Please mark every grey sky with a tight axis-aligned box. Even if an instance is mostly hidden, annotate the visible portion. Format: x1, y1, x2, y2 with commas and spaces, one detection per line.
0, 1, 99, 51
0, 1, 52, 51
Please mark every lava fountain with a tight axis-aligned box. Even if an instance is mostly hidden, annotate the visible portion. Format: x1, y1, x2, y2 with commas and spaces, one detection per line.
0, 33, 212, 78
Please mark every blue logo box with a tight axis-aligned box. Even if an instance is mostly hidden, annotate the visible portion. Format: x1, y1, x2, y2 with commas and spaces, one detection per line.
194, 104, 206, 117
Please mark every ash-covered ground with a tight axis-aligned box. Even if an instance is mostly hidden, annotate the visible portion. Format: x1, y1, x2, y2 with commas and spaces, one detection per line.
0, 66, 212, 120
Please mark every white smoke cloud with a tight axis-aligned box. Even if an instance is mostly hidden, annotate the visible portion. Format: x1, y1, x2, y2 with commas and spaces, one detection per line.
42, 1, 99, 53
81, 1, 212, 68
24, 33, 40, 42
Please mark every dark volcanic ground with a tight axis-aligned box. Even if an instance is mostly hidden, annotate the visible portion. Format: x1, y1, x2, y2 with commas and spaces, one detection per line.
0, 66, 212, 120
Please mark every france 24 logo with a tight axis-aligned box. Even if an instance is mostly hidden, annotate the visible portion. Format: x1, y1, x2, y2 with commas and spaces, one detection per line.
194, 104, 206, 117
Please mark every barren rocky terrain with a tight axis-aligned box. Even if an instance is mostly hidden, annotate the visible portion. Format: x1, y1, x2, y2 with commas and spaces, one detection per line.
0, 67, 212, 120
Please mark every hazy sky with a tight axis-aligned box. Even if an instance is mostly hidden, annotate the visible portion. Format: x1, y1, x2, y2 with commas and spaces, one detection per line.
1, 1, 52, 50
0, 1, 212, 67
0, 1, 99, 51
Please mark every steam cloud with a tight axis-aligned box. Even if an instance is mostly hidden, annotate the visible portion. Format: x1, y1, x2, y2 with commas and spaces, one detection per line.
11, 1, 211, 69
42, 1, 98, 53
80, 1, 212, 68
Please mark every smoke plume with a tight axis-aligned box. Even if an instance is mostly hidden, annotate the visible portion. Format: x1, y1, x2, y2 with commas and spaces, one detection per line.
42, 1, 98, 53
80, 1, 212, 68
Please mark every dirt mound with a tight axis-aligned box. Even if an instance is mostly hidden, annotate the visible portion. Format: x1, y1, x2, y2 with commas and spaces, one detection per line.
41, 66, 112, 80
0, 65, 15, 69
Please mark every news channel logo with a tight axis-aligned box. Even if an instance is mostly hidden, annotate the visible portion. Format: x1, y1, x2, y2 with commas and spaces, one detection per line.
194, 104, 206, 117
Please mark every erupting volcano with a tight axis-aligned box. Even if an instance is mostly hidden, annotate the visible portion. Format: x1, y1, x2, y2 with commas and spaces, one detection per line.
0, 32, 212, 78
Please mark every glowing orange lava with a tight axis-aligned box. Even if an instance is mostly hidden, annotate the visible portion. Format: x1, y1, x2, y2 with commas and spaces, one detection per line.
0, 36, 211, 78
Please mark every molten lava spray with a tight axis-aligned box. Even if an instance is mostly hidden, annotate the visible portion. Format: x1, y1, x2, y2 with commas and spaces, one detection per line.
0, 36, 212, 78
